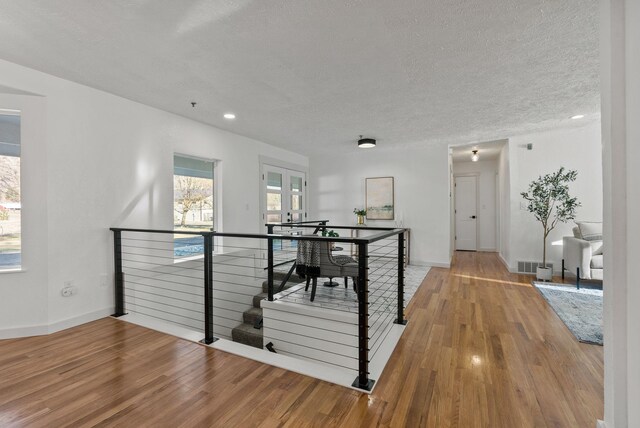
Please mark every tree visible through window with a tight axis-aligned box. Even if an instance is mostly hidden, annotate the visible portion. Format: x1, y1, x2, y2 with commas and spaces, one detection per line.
0, 112, 21, 270
173, 155, 214, 257
174, 175, 213, 228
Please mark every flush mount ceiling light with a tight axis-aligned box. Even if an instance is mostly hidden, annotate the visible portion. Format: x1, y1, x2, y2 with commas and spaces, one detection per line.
358, 135, 376, 149
223, 113, 236, 120
471, 149, 479, 162
570, 114, 585, 120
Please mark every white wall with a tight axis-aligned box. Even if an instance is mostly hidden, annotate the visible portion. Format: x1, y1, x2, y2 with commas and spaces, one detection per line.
622, 2, 640, 424
309, 144, 450, 267
448, 152, 455, 260
452, 159, 498, 251
505, 122, 603, 272
0, 58, 308, 337
623, 2, 640, 424
601, 1, 639, 426
498, 143, 511, 265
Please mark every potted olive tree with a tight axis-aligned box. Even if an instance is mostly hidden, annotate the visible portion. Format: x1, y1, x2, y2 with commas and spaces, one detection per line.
521, 167, 580, 281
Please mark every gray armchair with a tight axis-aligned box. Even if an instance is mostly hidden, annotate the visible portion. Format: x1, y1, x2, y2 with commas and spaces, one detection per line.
297, 241, 359, 301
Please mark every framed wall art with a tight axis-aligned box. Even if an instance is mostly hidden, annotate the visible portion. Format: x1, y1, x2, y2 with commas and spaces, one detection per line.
365, 177, 394, 220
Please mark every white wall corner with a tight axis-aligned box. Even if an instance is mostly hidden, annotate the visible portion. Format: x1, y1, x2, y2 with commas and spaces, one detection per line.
0, 307, 113, 339
498, 252, 510, 270
0, 324, 49, 340
47, 307, 114, 334
410, 259, 450, 269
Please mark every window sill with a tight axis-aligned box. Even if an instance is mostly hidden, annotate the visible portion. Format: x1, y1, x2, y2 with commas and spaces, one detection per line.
0, 267, 24, 274
173, 254, 204, 264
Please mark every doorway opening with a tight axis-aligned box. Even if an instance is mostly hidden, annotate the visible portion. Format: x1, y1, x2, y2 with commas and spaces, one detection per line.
450, 140, 506, 253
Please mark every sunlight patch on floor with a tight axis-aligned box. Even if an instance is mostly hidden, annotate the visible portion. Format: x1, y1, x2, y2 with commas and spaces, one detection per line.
452, 273, 532, 287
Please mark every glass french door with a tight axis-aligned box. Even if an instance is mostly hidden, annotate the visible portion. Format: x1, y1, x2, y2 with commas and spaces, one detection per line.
264, 165, 306, 224
263, 165, 306, 250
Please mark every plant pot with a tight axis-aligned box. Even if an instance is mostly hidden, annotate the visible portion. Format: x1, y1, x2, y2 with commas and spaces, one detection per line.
536, 266, 553, 281
357, 215, 365, 225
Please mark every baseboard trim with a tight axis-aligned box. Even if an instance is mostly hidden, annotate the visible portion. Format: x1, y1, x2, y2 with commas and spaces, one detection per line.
478, 248, 497, 252
596, 420, 606, 428
0, 324, 49, 339
498, 253, 510, 270
410, 259, 450, 269
47, 307, 114, 335
0, 307, 113, 339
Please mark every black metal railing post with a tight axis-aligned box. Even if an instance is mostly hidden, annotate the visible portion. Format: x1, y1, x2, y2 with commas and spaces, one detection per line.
396, 231, 407, 325
352, 241, 374, 391
267, 224, 274, 301
201, 232, 215, 344
112, 229, 126, 317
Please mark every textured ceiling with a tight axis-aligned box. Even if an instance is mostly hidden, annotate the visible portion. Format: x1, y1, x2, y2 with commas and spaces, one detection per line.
0, 1, 600, 155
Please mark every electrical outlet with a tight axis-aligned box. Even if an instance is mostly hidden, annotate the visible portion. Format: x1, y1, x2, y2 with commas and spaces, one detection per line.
61, 280, 76, 297
61, 286, 74, 297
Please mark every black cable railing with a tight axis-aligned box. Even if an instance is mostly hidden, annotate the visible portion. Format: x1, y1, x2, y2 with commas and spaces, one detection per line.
110, 220, 406, 391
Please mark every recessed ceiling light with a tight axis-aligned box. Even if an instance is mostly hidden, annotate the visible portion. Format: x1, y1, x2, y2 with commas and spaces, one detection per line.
570, 114, 585, 120
223, 113, 236, 120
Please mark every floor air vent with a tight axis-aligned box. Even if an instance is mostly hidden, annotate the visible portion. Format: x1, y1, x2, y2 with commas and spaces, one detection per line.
517, 261, 553, 274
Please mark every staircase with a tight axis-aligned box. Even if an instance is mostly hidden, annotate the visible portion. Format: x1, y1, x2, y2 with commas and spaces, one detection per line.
231, 271, 301, 349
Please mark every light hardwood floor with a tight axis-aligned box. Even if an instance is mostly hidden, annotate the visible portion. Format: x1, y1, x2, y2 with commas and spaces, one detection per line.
0, 252, 603, 427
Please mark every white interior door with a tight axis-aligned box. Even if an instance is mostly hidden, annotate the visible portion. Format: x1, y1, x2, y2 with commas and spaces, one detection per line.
455, 175, 477, 251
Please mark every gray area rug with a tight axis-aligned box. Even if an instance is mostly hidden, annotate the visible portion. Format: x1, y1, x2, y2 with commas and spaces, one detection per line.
404, 265, 431, 304
533, 282, 603, 345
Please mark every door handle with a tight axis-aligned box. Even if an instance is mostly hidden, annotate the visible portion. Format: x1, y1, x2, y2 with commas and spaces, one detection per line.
470, 215, 476, 219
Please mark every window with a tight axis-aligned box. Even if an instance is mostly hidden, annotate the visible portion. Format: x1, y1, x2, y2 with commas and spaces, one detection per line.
173, 155, 215, 257
0, 111, 21, 270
